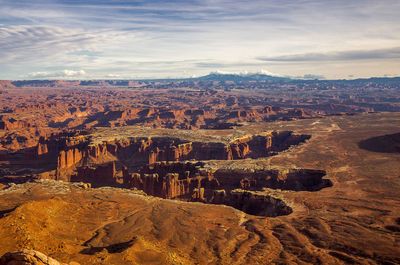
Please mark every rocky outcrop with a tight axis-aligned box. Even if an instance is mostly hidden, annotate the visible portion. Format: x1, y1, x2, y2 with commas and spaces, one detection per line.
73, 162, 117, 186
191, 187, 205, 201
0, 250, 79, 265
57, 148, 84, 169
0, 132, 89, 179
1, 128, 315, 200
0, 81, 16, 89
22, 132, 89, 172
64, 132, 309, 171
65, 104, 314, 130
122, 162, 210, 199
0, 118, 31, 131
12, 130, 317, 205
118, 161, 330, 216
121, 161, 297, 216
25, 131, 314, 192
228, 190, 293, 216
214, 168, 331, 191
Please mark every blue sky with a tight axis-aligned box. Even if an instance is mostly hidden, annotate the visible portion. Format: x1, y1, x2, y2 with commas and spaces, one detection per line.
1, 0, 399, 79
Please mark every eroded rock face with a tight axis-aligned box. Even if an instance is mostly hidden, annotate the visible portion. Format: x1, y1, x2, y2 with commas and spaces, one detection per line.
0, 126, 321, 217
8, 131, 309, 182
214, 168, 331, 191
118, 161, 330, 217
74, 162, 117, 187
54, 131, 310, 172
0, 83, 323, 140
228, 190, 293, 217
0, 129, 326, 217
0, 118, 31, 131
0, 249, 79, 265
57, 149, 84, 169
0, 81, 16, 90
122, 162, 211, 199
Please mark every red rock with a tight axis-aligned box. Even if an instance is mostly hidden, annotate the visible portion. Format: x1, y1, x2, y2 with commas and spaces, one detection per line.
0, 249, 79, 265
0, 81, 16, 89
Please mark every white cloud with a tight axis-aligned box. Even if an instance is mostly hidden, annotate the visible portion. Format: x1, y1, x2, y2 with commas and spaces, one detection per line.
27, 70, 86, 79
209, 69, 283, 77
258, 69, 282, 77
105, 74, 122, 78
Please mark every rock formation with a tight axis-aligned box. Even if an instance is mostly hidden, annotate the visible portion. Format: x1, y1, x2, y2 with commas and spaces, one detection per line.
228, 190, 293, 217
1, 80, 400, 264
0, 250, 79, 265
65, 132, 308, 172
0, 81, 16, 90
118, 161, 330, 216
0, 118, 31, 131
74, 162, 117, 186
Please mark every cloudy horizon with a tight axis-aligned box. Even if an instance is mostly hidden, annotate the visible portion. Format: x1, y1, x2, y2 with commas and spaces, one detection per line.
1, 0, 399, 80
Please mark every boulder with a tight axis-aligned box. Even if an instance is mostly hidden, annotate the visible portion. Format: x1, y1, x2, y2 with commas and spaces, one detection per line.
0, 250, 80, 265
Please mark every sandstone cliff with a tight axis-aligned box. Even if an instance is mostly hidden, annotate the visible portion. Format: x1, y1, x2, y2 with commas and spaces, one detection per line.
24, 132, 312, 191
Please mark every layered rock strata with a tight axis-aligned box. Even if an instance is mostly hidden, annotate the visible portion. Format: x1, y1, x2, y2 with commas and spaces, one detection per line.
1, 130, 325, 217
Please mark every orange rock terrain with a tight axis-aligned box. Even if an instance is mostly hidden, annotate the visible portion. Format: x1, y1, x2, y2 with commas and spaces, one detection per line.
1, 80, 400, 264
0, 249, 80, 265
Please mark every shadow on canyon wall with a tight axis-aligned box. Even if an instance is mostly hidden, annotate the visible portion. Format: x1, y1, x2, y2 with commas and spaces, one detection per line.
358, 133, 400, 153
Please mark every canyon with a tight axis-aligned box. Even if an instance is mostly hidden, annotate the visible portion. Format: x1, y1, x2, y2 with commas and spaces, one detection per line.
0, 79, 399, 264
2, 126, 329, 217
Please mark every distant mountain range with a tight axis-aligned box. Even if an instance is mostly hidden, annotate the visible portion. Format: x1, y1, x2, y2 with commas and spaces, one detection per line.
1, 73, 399, 89
190, 72, 292, 82
190, 73, 400, 83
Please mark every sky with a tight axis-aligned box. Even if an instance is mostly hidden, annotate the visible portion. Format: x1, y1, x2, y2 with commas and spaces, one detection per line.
0, 0, 400, 80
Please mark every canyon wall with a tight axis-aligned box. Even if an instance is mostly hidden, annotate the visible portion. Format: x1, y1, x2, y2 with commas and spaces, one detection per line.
1, 128, 331, 217
21, 131, 312, 187
51, 131, 309, 173
118, 161, 325, 216
10, 130, 326, 217
0, 118, 31, 130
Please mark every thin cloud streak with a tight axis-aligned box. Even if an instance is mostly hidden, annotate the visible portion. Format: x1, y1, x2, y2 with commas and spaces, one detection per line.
257, 47, 400, 62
